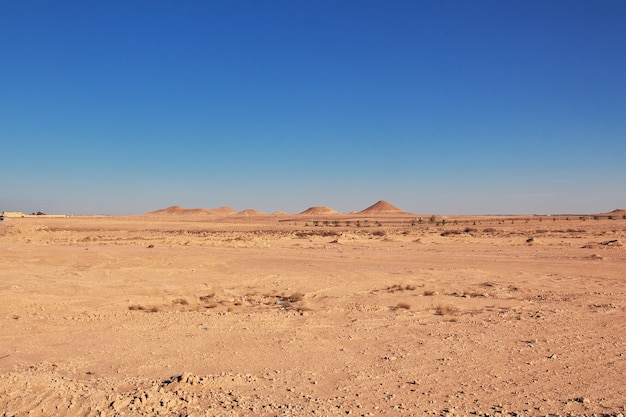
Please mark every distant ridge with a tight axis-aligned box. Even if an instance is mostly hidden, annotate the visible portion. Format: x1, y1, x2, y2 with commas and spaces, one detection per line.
212, 206, 237, 215
145, 202, 416, 217
601, 208, 626, 216
147, 206, 212, 216
146, 205, 236, 216
236, 209, 267, 216
299, 206, 340, 215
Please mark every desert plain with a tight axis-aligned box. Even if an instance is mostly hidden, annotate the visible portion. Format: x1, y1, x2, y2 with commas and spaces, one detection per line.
1, 202, 625, 417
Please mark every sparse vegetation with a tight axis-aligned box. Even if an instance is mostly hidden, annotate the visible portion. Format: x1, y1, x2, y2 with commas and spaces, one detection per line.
128, 304, 159, 313
276, 291, 306, 312
395, 302, 411, 310
386, 284, 416, 293
295, 230, 340, 238
440, 229, 462, 236
434, 304, 458, 316
199, 293, 215, 303
282, 292, 304, 302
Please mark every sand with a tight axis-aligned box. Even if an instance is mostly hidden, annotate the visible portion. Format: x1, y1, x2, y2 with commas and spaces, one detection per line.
1, 211, 625, 416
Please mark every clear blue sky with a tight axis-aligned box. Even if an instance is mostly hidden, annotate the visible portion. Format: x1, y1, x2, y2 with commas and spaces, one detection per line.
2, 1, 625, 215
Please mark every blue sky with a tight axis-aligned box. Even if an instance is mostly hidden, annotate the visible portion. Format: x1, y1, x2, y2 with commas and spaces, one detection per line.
2, 1, 625, 215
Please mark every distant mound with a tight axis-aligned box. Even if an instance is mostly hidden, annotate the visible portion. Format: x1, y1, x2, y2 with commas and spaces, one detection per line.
299, 206, 340, 215
236, 209, 267, 216
601, 208, 626, 216
146, 206, 214, 216
212, 206, 237, 215
359, 200, 409, 215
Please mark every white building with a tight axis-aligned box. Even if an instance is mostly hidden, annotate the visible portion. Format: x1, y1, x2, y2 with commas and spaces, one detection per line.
1, 211, 25, 218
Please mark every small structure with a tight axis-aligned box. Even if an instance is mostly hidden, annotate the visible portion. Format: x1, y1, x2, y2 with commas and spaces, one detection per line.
1, 211, 25, 218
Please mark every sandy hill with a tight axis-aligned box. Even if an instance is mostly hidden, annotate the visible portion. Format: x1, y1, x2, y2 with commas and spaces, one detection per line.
146, 206, 237, 217
236, 209, 267, 216
359, 200, 409, 215
600, 208, 626, 216
299, 206, 340, 215
146, 206, 212, 216
212, 206, 237, 215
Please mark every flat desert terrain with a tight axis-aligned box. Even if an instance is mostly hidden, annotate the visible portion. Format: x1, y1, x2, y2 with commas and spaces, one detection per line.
1, 208, 625, 416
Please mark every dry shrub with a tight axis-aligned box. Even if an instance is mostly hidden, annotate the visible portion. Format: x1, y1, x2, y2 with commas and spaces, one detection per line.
295, 231, 340, 238
396, 302, 411, 310
283, 292, 304, 302
199, 293, 215, 303
434, 304, 458, 316
386, 284, 416, 293
423, 290, 436, 296
128, 304, 159, 313
277, 292, 307, 312
172, 298, 189, 306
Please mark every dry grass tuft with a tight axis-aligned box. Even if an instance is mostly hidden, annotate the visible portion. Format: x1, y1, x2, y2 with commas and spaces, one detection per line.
283, 292, 305, 302
199, 293, 215, 303
434, 304, 458, 316
128, 304, 159, 313
386, 284, 417, 293
276, 291, 307, 312
395, 302, 411, 310
423, 290, 437, 296
172, 298, 189, 306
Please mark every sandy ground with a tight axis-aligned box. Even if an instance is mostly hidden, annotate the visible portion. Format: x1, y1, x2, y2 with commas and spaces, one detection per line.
1, 214, 625, 416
